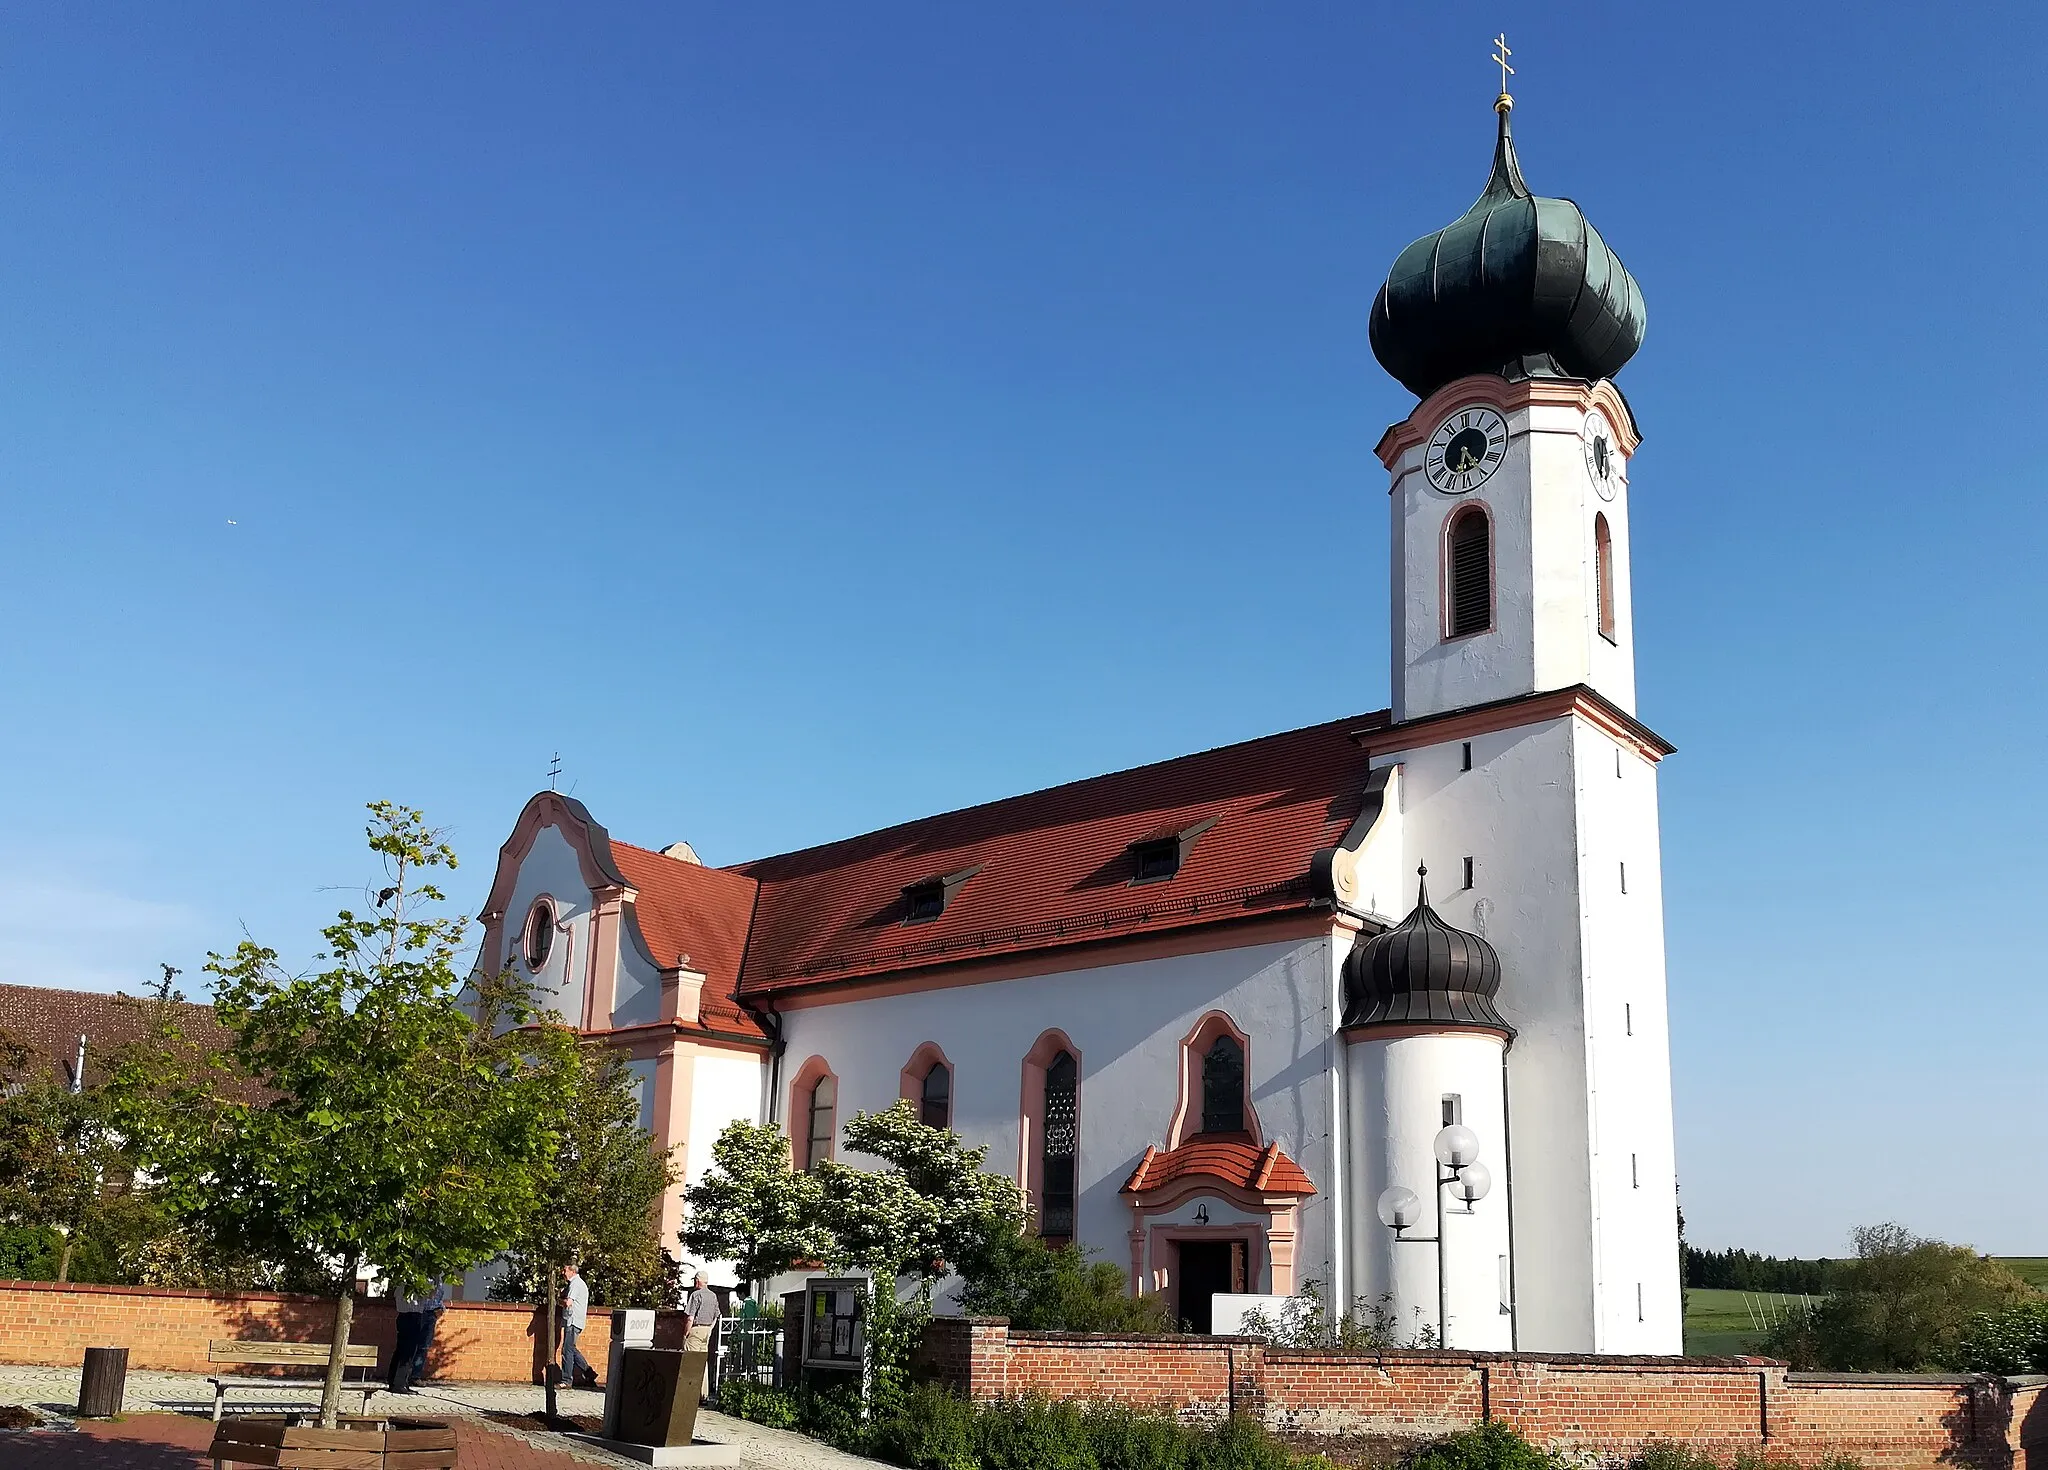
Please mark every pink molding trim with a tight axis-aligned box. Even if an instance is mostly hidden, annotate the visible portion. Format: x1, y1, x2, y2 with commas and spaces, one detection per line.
1441, 500, 1497, 643
1376, 374, 1642, 469
586, 886, 626, 1031
899, 1042, 954, 1125
1164, 1012, 1262, 1150
788, 1054, 838, 1169
1018, 1029, 1081, 1233
479, 793, 640, 931
1594, 511, 1618, 644
1131, 1204, 1301, 1306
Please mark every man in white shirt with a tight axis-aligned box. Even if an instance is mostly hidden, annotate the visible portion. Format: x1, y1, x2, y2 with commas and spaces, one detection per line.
560, 1263, 595, 1388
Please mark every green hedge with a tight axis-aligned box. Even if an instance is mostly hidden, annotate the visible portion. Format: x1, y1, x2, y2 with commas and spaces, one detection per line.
718, 1382, 1334, 1469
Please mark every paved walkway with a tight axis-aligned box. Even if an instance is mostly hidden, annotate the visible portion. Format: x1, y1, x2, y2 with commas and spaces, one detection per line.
0, 1364, 883, 1470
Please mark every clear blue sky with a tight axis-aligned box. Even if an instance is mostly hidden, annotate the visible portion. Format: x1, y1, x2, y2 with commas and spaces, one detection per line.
4, 3, 2042, 1259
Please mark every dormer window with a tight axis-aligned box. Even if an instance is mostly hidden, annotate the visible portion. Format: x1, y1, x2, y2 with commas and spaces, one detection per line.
1127, 815, 1218, 885
901, 864, 981, 925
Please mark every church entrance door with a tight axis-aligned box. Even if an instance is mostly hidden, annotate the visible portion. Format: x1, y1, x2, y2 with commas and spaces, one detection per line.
1173, 1238, 1248, 1334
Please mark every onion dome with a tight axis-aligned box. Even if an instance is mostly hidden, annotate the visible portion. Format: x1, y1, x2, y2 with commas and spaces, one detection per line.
1369, 100, 1646, 401
1342, 865, 1512, 1035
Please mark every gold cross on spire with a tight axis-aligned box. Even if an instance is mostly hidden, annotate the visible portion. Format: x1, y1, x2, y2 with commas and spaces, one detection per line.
1491, 32, 1514, 109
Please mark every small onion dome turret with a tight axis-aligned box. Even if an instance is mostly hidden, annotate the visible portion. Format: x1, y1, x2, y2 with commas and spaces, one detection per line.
1369, 99, 1646, 401
1342, 865, 1513, 1036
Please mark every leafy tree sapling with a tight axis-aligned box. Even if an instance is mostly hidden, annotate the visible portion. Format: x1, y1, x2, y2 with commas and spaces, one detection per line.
115, 802, 578, 1426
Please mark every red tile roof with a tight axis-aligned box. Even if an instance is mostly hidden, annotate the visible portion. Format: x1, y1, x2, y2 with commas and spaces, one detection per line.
589, 710, 1387, 1021
0, 982, 233, 1084
610, 843, 765, 1040
722, 710, 1387, 994
1122, 1137, 1317, 1198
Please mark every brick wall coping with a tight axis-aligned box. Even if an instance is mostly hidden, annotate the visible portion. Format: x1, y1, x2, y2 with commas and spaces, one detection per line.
1783, 1371, 2018, 1387
0, 1278, 624, 1315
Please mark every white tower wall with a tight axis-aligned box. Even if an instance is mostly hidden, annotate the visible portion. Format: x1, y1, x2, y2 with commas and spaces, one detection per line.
1389, 384, 1638, 723
1344, 1031, 1512, 1350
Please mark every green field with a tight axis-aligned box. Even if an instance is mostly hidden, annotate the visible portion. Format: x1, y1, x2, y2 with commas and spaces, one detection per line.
2000, 1257, 2048, 1291
1682, 1259, 2046, 1356
1683, 1288, 1812, 1357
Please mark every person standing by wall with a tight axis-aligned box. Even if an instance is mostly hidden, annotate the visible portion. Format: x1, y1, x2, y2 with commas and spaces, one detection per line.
411, 1279, 450, 1386
560, 1262, 596, 1389
684, 1271, 721, 1395
389, 1285, 428, 1394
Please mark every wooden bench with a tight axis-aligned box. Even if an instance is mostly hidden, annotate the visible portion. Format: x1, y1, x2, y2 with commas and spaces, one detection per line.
205, 1340, 381, 1422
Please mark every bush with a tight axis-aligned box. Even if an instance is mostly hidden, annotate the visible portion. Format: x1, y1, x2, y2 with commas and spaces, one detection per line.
1183, 1414, 1299, 1470
1080, 1401, 1196, 1470
1949, 1298, 2048, 1374
876, 1382, 980, 1470
972, 1393, 1096, 1470
1404, 1421, 1563, 1470
1757, 1224, 2034, 1371
958, 1234, 1172, 1333
0, 1223, 61, 1280
716, 1378, 801, 1431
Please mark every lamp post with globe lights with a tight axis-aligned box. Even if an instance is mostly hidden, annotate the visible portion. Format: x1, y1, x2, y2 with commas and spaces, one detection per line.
1375, 1122, 1493, 1346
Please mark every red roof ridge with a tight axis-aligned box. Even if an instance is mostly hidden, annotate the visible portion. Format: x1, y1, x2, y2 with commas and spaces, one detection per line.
1121, 1135, 1314, 1199
721, 708, 1391, 875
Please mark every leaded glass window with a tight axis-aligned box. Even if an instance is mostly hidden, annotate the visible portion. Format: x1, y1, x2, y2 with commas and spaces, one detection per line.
805, 1074, 836, 1171
1200, 1035, 1245, 1135
1039, 1050, 1077, 1238
920, 1062, 951, 1129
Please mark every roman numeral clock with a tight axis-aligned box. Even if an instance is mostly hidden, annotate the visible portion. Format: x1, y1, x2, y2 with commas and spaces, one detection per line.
1423, 406, 1507, 493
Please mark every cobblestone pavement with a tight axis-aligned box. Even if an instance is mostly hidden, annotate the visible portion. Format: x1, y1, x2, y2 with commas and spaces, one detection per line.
0, 1364, 884, 1470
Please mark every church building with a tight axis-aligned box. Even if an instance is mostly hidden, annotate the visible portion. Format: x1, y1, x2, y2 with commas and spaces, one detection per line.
473, 88, 1682, 1355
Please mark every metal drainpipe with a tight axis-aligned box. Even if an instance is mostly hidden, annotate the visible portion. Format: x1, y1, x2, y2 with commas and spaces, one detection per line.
737, 993, 786, 1124
1500, 1048, 1520, 1350
1325, 932, 1348, 1317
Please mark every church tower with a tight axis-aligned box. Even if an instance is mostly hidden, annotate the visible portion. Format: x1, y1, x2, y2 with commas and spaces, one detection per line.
1345, 79, 1682, 1354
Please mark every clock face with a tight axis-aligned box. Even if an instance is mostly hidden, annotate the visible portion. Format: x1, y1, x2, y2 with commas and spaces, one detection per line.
1425, 407, 1507, 494
1582, 410, 1621, 500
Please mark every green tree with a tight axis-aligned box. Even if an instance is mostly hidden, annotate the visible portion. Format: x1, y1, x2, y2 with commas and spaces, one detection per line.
114, 802, 578, 1426
0, 1028, 136, 1283
819, 1100, 1027, 1287
487, 1042, 677, 1419
681, 1118, 835, 1290
1761, 1222, 2036, 1371
956, 1234, 1169, 1332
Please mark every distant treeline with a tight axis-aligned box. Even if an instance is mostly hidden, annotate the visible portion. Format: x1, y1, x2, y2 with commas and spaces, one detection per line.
1684, 1246, 1837, 1294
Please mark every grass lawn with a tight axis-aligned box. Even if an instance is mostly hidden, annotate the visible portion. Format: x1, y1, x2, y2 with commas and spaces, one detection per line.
1683, 1259, 2044, 1356
1683, 1288, 1812, 1357
1998, 1257, 2048, 1291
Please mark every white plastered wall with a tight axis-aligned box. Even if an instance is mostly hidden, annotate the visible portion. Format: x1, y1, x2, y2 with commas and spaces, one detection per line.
1572, 716, 1682, 1352
1344, 1031, 1512, 1350
776, 933, 1342, 1306
675, 1047, 768, 1290
1390, 392, 1637, 723
1369, 717, 1595, 1350
502, 822, 597, 1026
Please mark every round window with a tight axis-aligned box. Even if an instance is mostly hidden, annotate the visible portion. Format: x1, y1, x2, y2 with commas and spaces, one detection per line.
523, 899, 556, 971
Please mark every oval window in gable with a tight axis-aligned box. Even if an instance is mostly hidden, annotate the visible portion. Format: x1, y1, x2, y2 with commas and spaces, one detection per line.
523, 897, 556, 971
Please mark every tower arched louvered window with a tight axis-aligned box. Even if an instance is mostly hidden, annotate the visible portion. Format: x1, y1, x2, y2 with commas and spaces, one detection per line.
1447, 508, 1492, 638
1200, 1035, 1245, 1135
804, 1073, 836, 1171
919, 1061, 951, 1129
1040, 1051, 1078, 1239
1594, 513, 1617, 643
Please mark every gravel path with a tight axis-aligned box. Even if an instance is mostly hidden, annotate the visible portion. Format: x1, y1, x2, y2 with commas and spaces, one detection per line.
0, 1362, 885, 1470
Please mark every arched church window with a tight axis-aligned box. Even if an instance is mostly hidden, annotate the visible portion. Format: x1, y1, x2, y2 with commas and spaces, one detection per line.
1200, 1035, 1245, 1135
804, 1073, 837, 1171
1447, 508, 1492, 638
1594, 513, 1617, 644
1040, 1051, 1078, 1239
523, 898, 555, 971
920, 1061, 951, 1129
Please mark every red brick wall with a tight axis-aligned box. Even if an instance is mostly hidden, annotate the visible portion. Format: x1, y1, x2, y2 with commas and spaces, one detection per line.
922, 1319, 2048, 1470
0, 1279, 687, 1384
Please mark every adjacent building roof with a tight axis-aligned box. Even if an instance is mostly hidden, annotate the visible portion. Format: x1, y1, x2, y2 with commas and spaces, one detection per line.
0, 982, 233, 1085
1122, 1137, 1316, 1199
